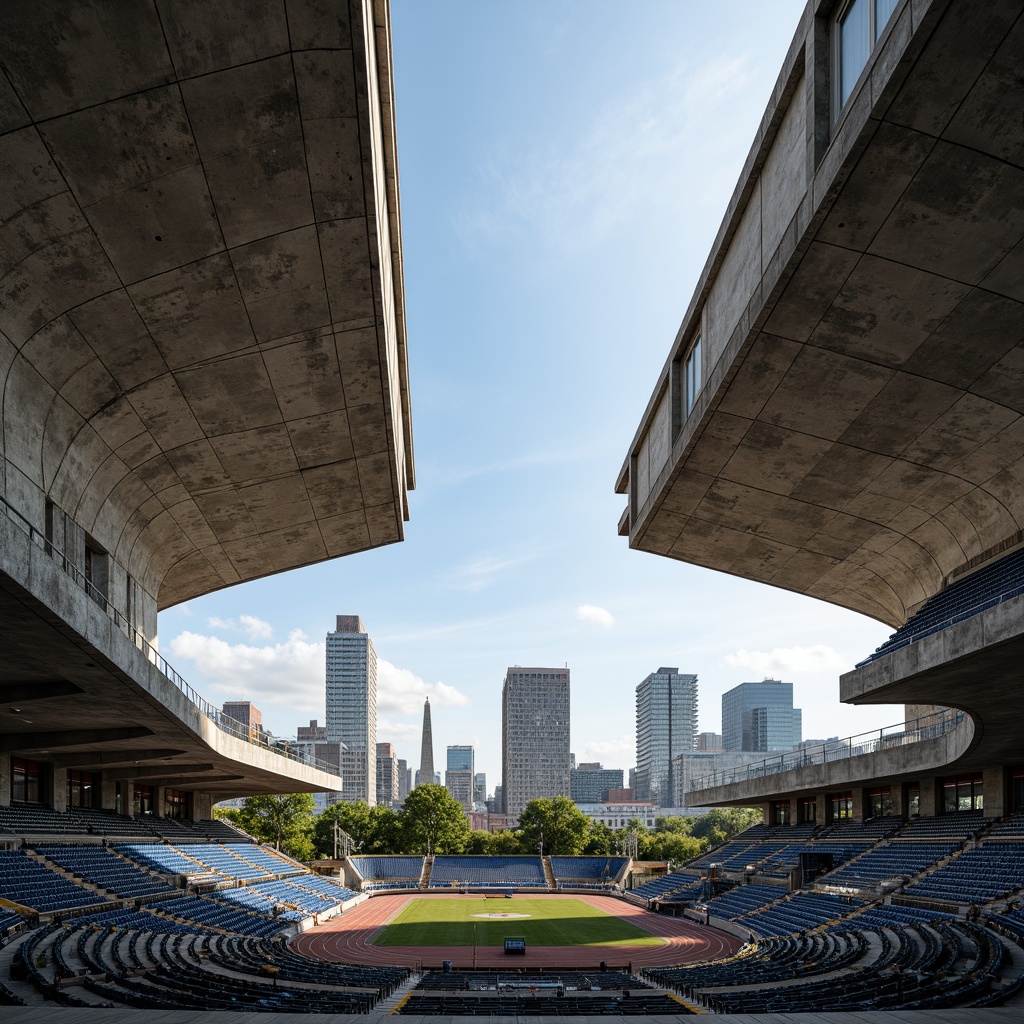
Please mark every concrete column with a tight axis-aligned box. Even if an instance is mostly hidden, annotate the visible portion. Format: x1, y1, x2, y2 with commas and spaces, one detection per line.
51, 765, 67, 812
851, 788, 864, 822
154, 786, 164, 817
919, 777, 939, 817
125, 782, 135, 817
789, 797, 799, 825
759, 802, 772, 825
983, 767, 1005, 819
192, 793, 214, 820
100, 778, 117, 811
0, 754, 10, 807
815, 793, 826, 824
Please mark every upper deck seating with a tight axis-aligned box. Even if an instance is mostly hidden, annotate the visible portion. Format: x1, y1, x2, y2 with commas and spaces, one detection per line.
860, 547, 1024, 665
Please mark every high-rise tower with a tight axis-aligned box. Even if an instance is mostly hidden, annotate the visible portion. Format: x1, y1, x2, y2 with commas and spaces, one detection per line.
414, 697, 434, 788
325, 615, 377, 804
635, 668, 698, 807
722, 679, 801, 752
501, 666, 570, 818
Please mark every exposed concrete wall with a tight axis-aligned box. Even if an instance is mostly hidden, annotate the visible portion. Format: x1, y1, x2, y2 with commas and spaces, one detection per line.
0, 754, 9, 807
51, 766, 66, 812
984, 767, 1005, 819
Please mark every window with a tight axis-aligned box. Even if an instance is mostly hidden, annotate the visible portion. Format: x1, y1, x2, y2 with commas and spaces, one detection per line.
942, 774, 983, 813
12, 757, 42, 803
164, 789, 188, 820
867, 787, 892, 819
828, 790, 853, 822
67, 770, 95, 809
772, 800, 791, 825
684, 335, 702, 416
133, 784, 154, 816
84, 535, 109, 609
799, 797, 817, 823
834, 0, 901, 114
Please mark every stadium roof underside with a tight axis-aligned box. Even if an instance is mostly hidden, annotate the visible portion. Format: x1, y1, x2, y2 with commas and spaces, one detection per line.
618, 0, 1024, 632
0, 0, 410, 802
1, 0, 412, 611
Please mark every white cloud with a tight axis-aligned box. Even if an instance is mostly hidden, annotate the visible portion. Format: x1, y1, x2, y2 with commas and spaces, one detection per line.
165, 631, 469, 726
167, 629, 324, 712
576, 604, 615, 628
459, 54, 755, 253
206, 614, 274, 640
446, 547, 542, 592
377, 659, 470, 715
724, 645, 846, 677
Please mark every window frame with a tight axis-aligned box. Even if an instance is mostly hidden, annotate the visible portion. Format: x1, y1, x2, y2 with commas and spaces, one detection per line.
832, 0, 901, 120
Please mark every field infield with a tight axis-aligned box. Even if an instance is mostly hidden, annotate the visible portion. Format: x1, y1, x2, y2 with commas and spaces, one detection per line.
291, 892, 741, 969
374, 895, 663, 948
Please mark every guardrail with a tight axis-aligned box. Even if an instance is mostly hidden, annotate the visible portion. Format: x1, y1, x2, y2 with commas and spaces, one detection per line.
0, 492, 339, 778
687, 708, 966, 792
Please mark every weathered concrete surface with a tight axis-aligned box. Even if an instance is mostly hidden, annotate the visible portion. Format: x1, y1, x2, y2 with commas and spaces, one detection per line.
619, 0, 1024, 628
0, 472, 342, 799
689, 712, 975, 808
0, 0, 412, 617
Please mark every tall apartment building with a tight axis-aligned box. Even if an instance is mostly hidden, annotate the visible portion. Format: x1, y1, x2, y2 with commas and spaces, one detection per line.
325, 615, 377, 805
445, 745, 475, 811
570, 762, 624, 804
414, 697, 434, 788
635, 668, 698, 807
397, 759, 410, 802
376, 742, 399, 807
722, 679, 802, 753
474, 772, 487, 807
501, 666, 570, 818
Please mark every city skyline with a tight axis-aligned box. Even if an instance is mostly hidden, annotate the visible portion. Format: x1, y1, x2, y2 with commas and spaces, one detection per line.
158, 0, 898, 791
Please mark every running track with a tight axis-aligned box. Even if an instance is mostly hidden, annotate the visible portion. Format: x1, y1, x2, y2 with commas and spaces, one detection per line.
291, 893, 740, 970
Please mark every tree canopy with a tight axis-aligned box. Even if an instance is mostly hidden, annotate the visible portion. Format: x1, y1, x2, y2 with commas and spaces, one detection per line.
517, 796, 593, 856
235, 793, 315, 859
401, 783, 470, 856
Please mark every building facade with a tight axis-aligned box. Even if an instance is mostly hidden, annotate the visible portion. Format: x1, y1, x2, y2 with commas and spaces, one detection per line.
445, 745, 475, 811
325, 615, 377, 805
722, 679, 802, 753
501, 666, 570, 817
635, 668, 698, 807
376, 742, 399, 807
570, 763, 624, 803
221, 701, 263, 741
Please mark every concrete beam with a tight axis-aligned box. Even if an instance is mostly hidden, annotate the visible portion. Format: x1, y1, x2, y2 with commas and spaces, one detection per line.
0, 682, 84, 705
47, 749, 187, 769
0, 726, 153, 753
146, 775, 244, 787
100, 763, 215, 781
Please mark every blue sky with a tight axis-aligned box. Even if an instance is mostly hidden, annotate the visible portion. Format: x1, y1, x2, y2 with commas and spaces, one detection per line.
159, 1, 901, 793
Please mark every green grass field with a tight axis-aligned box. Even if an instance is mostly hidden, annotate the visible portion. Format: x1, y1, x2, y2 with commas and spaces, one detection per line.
373, 897, 664, 948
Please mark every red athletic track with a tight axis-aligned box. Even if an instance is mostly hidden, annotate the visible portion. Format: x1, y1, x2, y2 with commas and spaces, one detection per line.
291, 892, 740, 970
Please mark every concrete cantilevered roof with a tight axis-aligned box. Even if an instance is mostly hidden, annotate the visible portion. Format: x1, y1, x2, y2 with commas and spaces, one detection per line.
1, 0, 413, 610
618, 0, 1024, 629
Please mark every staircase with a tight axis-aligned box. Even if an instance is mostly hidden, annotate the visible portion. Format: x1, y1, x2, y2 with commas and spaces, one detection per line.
542, 856, 556, 890
376, 971, 422, 1013
420, 856, 433, 888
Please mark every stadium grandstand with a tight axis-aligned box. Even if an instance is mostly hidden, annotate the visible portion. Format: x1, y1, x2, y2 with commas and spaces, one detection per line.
4, 0, 1024, 1020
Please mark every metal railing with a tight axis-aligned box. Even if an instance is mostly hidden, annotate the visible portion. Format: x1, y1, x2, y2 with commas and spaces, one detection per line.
0, 492, 338, 777
687, 708, 966, 792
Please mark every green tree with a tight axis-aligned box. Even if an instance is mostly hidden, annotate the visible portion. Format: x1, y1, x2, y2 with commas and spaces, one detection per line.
517, 796, 592, 856
484, 829, 525, 854
366, 804, 403, 853
582, 820, 615, 855
237, 793, 315, 859
401, 784, 470, 855
691, 807, 762, 845
313, 801, 375, 857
